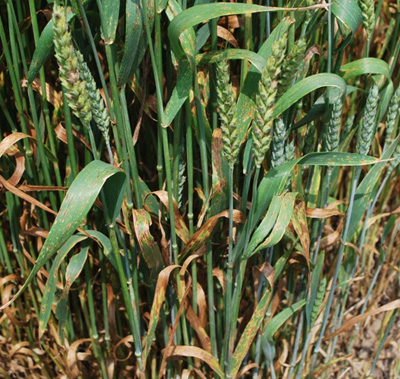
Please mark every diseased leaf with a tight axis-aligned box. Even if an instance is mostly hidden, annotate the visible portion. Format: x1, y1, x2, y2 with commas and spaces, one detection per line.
101, 0, 120, 44
231, 287, 272, 376
179, 209, 245, 263
142, 265, 180, 369
323, 299, 400, 341
164, 346, 224, 378
132, 209, 164, 279
210, 128, 229, 216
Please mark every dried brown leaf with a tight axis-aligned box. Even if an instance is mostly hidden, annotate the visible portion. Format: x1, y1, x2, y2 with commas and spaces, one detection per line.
323, 299, 400, 342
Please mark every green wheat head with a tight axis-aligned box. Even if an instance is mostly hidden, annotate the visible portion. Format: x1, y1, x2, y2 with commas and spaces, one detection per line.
252, 33, 288, 168
278, 38, 307, 98
359, 0, 375, 40
356, 82, 379, 156
53, 5, 92, 126
324, 95, 343, 152
385, 85, 400, 146
216, 60, 239, 168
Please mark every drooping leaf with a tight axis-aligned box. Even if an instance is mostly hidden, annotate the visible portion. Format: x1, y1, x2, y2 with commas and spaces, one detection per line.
341, 58, 391, 81
331, 0, 362, 36
0, 160, 126, 311
196, 49, 266, 73
259, 299, 306, 368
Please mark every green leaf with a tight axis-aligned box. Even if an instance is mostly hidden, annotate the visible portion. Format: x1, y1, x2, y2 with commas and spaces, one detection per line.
101, 0, 120, 44
84, 229, 117, 271
244, 193, 298, 259
242, 196, 283, 260
0, 160, 126, 311
162, 59, 192, 127
341, 58, 391, 81
331, 0, 362, 36
168, 3, 305, 60
273, 74, 348, 119
196, 49, 266, 73
167, 0, 196, 60
253, 152, 380, 232
65, 246, 89, 288
27, 11, 75, 83
117, 0, 143, 86
55, 245, 89, 343
263, 299, 306, 340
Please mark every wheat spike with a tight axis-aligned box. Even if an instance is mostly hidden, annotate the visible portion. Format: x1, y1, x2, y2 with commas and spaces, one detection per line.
359, 0, 375, 40
385, 85, 400, 147
278, 38, 307, 98
216, 60, 239, 168
324, 95, 343, 152
252, 33, 287, 167
76, 52, 111, 144
53, 5, 92, 126
356, 83, 379, 156
271, 118, 286, 168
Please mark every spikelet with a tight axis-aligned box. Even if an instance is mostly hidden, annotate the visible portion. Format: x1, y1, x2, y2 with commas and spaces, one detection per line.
356, 83, 379, 156
252, 33, 287, 167
216, 60, 239, 168
311, 276, 327, 326
278, 38, 307, 98
385, 85, 400, 147
324, 95, 343, 152
359, 0, 375, 40
53, 5, 92, 126
76, 52, 111, 144
271, 118, 286, 168
343, 113, 355, 137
